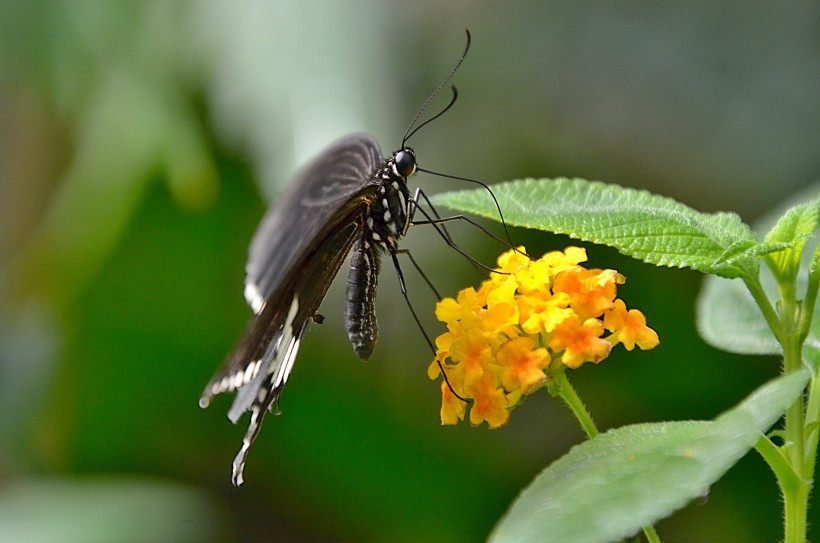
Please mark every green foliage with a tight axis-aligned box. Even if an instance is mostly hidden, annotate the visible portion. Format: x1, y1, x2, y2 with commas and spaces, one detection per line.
489, 371, 809, 543
697, 275, 780, 355
431, 178, 790, 279
763, 197, 820, 284
435, 177, 820, 542
698, 185, 820, 358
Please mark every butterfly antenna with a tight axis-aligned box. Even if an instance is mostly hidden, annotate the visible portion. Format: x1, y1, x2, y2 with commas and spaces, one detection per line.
404, 87, 459, 144
401, 29, 472, 147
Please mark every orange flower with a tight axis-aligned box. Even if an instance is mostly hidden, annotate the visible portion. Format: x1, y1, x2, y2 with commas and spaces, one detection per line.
549, 315, 612, 368
429, 246, 659, 428
436, 287, 485, 331
517, 291, 573, 334
440, 379, 467, 425
553, 267, 622, 319
605, 299, 660, 351
496, 336, 550, 394
466, 372, 509, 428
449, 328, 494, 388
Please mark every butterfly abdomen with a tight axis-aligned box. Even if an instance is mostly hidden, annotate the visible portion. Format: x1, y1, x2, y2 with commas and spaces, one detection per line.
343, 153, 414, 359
345, 238, 380, 359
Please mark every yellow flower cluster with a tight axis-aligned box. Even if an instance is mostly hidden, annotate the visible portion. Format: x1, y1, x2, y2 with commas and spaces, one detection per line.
429, 246, 659, 428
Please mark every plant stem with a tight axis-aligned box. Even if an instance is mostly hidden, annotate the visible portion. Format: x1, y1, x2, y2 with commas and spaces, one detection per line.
804, 373, 820, 485
554, 369, 598, 439
743, 275, 787, 343
742, 262, 817, 543
554, 369, 662, 543
642, 525, 662, 543
764, 265, 810, 543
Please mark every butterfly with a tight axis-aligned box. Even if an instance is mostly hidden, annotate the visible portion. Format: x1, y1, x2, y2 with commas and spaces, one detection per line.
200, 32, 476, 486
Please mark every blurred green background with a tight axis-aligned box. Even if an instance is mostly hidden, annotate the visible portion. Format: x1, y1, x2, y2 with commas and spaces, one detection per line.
1, 1, 819, 542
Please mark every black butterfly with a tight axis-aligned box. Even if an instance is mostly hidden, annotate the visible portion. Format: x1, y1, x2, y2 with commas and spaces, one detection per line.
200, 33, 475, 486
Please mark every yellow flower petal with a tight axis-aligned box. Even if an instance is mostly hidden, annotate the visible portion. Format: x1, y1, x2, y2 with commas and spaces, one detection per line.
549, 316, 612, 368
605, 299, 660, 351
496, 336, 550, 394
467, 372, 509, 429
440, 380, 467, 425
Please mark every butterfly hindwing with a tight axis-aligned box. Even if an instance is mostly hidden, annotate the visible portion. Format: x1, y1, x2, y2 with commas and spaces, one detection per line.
224, 218, 365, 485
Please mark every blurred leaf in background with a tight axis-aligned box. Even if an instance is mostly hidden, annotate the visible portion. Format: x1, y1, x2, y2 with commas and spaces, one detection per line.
1, 1, 819, 542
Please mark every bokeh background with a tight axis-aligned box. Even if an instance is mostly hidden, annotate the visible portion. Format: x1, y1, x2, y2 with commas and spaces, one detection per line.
2, 1, 819, 542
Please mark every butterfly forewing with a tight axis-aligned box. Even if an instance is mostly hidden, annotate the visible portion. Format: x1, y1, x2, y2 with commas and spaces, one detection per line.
243, 135, 383, 313
201, 134, 383, 402
200, 135, 387, 484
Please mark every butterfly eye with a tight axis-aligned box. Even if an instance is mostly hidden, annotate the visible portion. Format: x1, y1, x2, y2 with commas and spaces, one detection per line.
394, 148, 417, 178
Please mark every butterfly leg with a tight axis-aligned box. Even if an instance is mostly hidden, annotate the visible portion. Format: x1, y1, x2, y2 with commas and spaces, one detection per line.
388, 252, 467, 402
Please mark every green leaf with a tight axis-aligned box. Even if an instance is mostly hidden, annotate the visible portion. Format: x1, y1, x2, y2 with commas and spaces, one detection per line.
431, 178, 759, 278
713, 240, 792, 269
763, 196, 820, 283
698, 182, 820, 356
696, 275, 780, 355
489, 370, 809, 543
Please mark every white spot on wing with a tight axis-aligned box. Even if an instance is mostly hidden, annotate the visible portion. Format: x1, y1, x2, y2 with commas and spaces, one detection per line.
235, 370, 247, 390
243, 361, 257, 384
271, 296, 301, 390
244, 282, 266, 314
232, 405, 260, 486
277, 338, 301, 389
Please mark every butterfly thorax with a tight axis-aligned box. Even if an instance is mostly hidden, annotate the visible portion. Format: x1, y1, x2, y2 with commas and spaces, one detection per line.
344, 147, 416, 361
364, 147, 415, 253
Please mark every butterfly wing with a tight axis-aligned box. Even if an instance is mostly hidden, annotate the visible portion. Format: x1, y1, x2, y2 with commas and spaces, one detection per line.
244, 134, 384, 314
200, 134, 384, 485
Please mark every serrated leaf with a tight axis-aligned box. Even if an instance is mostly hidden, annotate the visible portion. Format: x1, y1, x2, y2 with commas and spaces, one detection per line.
713, 240, 792, 269
763, 196, 820, 282
489, 370, 809, 543
431, 178, 758, 278
698, 181, 820, 356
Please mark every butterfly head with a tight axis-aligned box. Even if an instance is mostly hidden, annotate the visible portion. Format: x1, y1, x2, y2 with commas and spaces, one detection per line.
392, 147, 417, 179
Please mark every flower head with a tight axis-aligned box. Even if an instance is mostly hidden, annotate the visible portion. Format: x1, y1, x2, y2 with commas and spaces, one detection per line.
430, 246, 659, 428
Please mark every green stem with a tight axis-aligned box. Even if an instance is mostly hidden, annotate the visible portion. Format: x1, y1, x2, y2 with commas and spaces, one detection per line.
783, 480, 809, 543
554, 368, 598, 439
804, 373, 820, 482
781, 338, 809, 543
754, 435, 800, 493
783, 369, 819, 543
756, 260, 812, 543
798, 254, 820, 343
743, 265, 815, 543
554, 369, 662, 543
742, 275, 787, 343
642, 525, 662, 543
